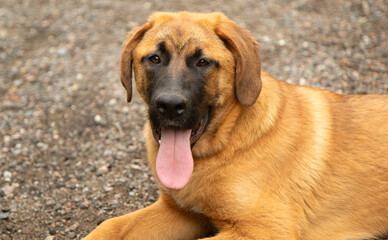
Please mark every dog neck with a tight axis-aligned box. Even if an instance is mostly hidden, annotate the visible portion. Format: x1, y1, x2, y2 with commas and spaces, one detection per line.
191, 73, 284, 161
222, 74, 285, 156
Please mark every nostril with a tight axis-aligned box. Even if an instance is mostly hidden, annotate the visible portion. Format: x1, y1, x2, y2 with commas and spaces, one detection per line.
158, 103, 167, 114
175, 103, 186, 115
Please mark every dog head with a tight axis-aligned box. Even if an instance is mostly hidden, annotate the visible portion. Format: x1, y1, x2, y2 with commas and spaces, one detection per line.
121, 11, 261, 141
120, 12, 261, 188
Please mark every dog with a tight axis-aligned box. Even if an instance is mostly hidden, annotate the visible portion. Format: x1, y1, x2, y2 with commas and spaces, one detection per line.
84, 12, 388, 240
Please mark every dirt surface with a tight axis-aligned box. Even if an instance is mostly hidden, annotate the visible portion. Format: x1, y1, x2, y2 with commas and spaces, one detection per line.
0, 0, 387, 239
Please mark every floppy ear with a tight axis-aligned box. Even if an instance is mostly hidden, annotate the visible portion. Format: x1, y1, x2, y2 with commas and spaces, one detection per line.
120, 22, 153, 102
214, 19, 262, 106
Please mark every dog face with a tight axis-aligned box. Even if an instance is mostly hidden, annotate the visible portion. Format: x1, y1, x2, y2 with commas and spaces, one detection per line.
120, 12, 262, 188
135, 20, 229, 146
121, 12, 262, 144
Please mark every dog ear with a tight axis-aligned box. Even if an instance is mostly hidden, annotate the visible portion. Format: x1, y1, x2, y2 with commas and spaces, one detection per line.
120, 22, 153, 102
214, 18, 262, 106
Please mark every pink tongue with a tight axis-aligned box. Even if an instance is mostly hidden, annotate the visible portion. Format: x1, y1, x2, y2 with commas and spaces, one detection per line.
156, 127, 193, 189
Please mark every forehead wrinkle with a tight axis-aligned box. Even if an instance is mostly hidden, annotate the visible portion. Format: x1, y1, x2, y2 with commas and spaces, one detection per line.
178, 38, 195, 54
161, 34, 199, 56
165, 34, 180, 52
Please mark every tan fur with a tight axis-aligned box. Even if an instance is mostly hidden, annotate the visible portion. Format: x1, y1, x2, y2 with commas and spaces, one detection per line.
84, 12, 388, 240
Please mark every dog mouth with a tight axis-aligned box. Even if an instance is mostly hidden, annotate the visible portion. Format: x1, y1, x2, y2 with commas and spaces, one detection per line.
151, 110, 210, 146
151, 110, 210, 190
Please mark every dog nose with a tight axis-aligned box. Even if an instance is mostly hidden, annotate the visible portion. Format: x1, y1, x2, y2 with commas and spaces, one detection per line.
156, 94, 187, 118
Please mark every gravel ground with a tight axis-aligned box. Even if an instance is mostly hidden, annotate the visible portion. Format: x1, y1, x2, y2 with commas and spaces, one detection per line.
0, 0, 387, 239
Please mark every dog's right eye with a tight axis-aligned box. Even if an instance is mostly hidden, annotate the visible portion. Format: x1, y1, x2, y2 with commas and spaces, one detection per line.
149, 55, 161, 64
197, 59, 209, 67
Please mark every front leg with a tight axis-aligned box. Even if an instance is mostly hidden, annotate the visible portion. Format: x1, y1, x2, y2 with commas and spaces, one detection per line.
83, 194, 213, 240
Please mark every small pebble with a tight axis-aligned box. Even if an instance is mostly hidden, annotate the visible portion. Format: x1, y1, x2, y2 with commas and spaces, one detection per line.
1, 185, 14, 195
128, 191, 136, 197
103, 185, 113, 192
94, 114, 102, 123
57, 48, 68, 56
278, 39, 286, 46
97, 165, 109, 175
69, 223, 79, 231
2, 207, 10, 212
3, 136, 11, 145
3, 171, 12, 181
76, 73, 83, 81
0, 213, 10, 220
67, 231, 76, 239
80, 201, 89, 209
118, 177, 126, 183
109, 99, 117, 105
48, 227, 56, 235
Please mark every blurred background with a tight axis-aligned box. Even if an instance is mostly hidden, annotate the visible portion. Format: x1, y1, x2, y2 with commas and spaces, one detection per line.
0, 0, 387, 239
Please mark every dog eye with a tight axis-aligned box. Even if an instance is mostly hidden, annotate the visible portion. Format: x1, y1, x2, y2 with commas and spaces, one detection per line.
149, 55, 161, 64
197, 59, 209, 67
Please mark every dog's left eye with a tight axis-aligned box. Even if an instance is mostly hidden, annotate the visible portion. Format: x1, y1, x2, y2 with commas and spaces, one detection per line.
197, 59, 209, 67
149, 55, 161, 64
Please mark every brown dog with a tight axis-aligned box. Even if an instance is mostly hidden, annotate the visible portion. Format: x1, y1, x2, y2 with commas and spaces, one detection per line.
84, 12, 388, 240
